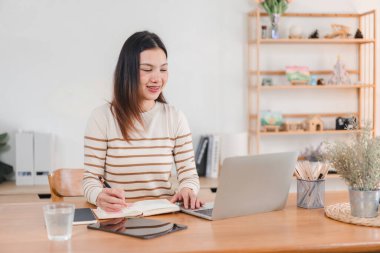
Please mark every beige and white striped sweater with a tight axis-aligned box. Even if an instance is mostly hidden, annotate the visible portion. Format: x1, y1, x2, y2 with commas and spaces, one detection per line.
82, 102, 200, 205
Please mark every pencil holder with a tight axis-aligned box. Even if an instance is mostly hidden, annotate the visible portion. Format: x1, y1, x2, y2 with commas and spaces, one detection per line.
297, 179, 325, 209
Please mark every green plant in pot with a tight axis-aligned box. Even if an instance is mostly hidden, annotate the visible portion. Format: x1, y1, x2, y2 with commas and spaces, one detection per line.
323, 126, 380, 218
0, 133, 13, 183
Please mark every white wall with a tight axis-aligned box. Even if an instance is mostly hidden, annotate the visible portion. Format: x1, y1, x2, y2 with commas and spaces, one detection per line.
0, 0, 379, 170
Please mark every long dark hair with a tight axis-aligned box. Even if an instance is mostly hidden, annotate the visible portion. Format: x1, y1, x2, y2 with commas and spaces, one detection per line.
111, 31, 167, 141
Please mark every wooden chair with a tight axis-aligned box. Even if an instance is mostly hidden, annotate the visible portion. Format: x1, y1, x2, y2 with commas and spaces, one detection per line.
48, 168, 85, 202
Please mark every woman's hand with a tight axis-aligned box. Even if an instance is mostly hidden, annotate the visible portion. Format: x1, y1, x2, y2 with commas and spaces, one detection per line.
96, 188, 128, 212
170, 187, 204, 209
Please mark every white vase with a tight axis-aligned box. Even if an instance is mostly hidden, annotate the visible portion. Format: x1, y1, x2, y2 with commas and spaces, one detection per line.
349, 188, 380, 218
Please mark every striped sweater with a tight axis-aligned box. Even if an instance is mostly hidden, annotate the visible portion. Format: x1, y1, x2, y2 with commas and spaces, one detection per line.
82, 102, 200, 205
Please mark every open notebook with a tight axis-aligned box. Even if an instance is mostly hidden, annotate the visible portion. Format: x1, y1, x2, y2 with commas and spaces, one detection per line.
93, 199, 180, 219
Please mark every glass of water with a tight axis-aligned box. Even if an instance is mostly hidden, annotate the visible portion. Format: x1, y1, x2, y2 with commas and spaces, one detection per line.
43, 203, 75, 241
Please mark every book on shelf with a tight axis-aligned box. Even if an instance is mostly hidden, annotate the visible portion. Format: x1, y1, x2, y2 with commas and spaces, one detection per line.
195, 136, 209, 177
92, 199, 180, 219
205, 134, 221, 178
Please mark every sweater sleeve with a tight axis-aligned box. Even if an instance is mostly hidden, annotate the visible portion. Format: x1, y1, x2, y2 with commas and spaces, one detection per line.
173, 111, 200, 194
82, 107, 108, 205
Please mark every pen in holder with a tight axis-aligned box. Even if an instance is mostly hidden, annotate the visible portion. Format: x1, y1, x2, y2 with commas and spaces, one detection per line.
297, 179, 325, 208
295, 161, 329, 209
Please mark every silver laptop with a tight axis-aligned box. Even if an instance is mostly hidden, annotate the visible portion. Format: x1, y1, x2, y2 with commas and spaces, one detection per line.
181, 152, 298, 220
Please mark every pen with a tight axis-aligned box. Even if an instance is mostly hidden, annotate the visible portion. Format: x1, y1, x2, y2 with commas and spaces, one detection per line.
98, 176, 111, 188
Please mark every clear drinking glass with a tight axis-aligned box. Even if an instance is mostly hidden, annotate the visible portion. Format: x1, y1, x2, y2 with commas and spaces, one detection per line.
297, 179, 325, 209
43, 203, 75, 241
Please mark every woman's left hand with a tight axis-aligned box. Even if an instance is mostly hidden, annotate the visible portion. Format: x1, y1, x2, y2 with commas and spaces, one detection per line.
170, 187, 204, 209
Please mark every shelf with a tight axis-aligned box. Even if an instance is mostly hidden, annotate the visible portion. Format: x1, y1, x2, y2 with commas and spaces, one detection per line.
250, 112, 358, 119
250, 39, 375, 44
249, 12, 366, 18
259, 84, 374, 90
249, 10, 376, 18
258, 129, 361, 136
250, 70, 359, 75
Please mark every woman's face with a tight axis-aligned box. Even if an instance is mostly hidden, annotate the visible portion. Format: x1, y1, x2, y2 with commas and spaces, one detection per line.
138, 48, 168, 110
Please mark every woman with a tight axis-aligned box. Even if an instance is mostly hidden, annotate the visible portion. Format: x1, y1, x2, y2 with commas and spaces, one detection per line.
82, 31, 202, 212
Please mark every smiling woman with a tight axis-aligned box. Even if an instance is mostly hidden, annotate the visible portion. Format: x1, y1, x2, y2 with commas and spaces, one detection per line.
82, 31, 203, 213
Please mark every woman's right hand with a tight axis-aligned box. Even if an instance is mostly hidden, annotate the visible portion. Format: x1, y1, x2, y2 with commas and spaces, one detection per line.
96, 188, 128, 212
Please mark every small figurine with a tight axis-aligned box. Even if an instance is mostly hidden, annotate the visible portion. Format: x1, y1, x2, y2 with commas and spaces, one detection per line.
317, 78, 325, 85
324, 24, 351, 39
303, 116, 324, 132
309, 29, 319, 39
261, 77, 273, 86
354, 28, 364, 39
328, 56, 351, 85
336, 116, 358, 130
310, 75, 318, 86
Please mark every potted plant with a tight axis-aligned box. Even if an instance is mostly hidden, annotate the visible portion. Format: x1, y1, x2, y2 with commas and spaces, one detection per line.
256, 0, 293, 39
323, 126, 380, 218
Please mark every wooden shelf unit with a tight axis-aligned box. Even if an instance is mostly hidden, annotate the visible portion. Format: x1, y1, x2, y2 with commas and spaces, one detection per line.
247, 9, 377, 154
250, 38, 375, 44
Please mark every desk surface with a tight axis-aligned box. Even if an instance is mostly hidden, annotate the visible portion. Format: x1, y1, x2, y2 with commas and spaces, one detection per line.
0, 177, 218, 195
1, 191, 380, 253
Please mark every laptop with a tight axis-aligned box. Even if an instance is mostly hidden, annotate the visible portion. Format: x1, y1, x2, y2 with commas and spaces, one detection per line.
180, 152, 298, 220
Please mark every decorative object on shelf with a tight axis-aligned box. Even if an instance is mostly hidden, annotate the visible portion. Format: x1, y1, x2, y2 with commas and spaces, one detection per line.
323, 125, 380, 218
257, 0, 293, 39
270, 14, 281, 39
289, 25, 303, 39
335, 116, 358, 130
310, 75, 317, 85
261, 25, 268, 39
261, 77, 273, 86
263, 125, 281, 132
354, 28, 364, 39
324, 24, 351, 39
308, 29, 319, 39
283, 121, 303, 132
261, 111, 283, 127
286, 66, 310, 85
0, 133, 13, 183
317, 78, 325, 85
328, 56, 351, 85
303, 115, 324, 131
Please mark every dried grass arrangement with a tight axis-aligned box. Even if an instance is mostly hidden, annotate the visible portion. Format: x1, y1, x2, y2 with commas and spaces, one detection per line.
323, 126, 380, 191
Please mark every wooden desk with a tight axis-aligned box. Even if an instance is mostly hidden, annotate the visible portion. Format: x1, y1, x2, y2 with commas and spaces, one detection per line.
0, 181, 50, 195
2, 191, 380, 253
0, 177, 217, 195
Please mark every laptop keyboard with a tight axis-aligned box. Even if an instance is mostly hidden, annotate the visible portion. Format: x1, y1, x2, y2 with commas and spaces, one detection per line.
194, 208, 213, 217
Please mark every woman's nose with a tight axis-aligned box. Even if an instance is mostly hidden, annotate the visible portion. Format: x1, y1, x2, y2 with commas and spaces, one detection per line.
150, 71, 161, 83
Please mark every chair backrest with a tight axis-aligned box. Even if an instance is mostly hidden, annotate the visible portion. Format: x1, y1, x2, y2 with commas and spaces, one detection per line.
48, 168, 84, 202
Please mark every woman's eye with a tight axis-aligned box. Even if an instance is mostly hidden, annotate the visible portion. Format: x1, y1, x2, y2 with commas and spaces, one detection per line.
141, 69, 152, 72
160, 69, 167, 72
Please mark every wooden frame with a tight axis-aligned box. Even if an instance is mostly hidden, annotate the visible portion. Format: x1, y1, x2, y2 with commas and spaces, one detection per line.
247, 10, 377, 154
